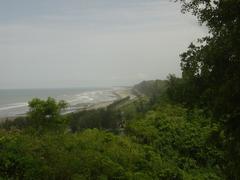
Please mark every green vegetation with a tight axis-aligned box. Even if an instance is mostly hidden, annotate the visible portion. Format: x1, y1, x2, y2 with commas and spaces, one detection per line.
0, 95, 224, 179
170, 0, 240, 178
28, 97, 68, 132
126, 104, 223, 179
68, 108, 121, 132
0, 0, 239, 179
0, 128, 176, 179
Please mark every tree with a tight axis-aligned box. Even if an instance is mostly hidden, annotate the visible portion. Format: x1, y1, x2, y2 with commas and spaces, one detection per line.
176, 0, 240, 178
28, 97, 67, 131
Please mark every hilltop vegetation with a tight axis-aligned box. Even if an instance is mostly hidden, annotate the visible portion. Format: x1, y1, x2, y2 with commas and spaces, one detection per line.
0, 0, 239, 179
0, 83, 225, 179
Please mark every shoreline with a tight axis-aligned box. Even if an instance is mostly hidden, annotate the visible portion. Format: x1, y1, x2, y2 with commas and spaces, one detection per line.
0, 87, 134, 123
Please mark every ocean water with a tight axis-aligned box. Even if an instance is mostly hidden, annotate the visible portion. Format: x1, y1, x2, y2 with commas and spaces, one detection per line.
0, 87, 119, 118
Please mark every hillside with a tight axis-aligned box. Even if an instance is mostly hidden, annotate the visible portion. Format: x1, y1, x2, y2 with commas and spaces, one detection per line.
0, 81, 225, 179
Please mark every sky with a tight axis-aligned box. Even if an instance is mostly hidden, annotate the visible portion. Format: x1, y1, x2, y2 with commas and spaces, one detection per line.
0, 0, 206, 89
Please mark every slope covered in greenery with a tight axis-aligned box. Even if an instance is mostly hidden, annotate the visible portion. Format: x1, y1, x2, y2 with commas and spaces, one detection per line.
1, 0, 239, 178
0, 85, 225, 179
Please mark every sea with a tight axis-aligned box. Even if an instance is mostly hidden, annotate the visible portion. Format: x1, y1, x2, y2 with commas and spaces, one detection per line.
0, 87, 120, 118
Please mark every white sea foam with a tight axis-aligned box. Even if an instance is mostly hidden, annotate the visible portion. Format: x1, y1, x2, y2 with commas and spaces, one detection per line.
67, 90, 115, 105
0, 88, 122, 118
0, 102, 28, 111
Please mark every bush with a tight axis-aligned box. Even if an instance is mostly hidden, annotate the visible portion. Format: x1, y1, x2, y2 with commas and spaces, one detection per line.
126, 104, 223, 178
0, 129, 183, 179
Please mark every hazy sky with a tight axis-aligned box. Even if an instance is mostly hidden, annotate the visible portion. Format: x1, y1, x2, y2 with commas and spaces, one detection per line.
0, 0, 206, 89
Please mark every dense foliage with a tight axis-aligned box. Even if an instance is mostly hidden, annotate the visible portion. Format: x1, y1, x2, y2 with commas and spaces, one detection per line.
28, 97, 68, 132
126, 105, 224, 179
166, 0, 240, 178
133, 80, 168, 105
0, 97, 224, 179
0, 129, 178, 179
68, 108, 121, 132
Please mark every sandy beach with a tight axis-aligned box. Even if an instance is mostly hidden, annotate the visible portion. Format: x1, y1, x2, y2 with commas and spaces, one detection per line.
0, 87, 134, 123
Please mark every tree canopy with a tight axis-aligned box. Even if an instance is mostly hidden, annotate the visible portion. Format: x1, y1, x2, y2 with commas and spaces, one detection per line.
28, 97, 67, 131
171, 0, 240, 178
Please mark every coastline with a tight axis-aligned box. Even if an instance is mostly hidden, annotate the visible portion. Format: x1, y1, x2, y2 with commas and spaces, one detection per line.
0, 87, 134, 123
